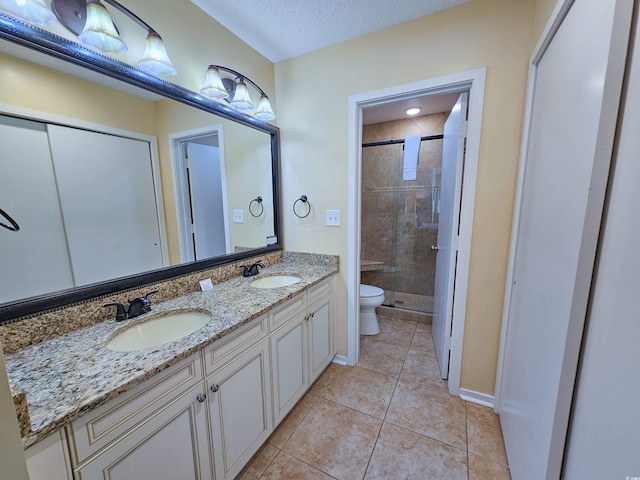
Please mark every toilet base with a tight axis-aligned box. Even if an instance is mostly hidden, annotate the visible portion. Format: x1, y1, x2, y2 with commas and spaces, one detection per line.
360, 310, 380, 335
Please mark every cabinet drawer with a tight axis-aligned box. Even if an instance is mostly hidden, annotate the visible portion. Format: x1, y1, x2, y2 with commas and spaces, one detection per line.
204, 315, 268, 376
269, 293, 307, 331
308, 277, 332, 305
69, 352, 203, 465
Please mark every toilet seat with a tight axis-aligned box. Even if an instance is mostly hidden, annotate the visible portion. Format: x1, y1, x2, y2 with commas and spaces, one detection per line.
360, 284, 384, 298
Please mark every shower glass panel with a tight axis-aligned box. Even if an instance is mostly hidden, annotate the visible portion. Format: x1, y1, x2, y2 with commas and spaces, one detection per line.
361, 116, 444, 315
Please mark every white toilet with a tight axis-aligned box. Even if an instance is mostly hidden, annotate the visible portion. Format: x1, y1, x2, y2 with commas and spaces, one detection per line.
359, 284, 385, 335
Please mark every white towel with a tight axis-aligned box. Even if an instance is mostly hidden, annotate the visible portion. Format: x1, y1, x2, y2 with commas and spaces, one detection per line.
402, 135, 421, 180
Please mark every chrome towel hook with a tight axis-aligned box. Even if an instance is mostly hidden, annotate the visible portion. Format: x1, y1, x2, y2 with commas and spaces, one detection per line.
249, 196, 264, 217
293, 195, 311, 218
0, 207, 20, 232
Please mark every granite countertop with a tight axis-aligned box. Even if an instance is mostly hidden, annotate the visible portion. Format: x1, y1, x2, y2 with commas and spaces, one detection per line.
5, 253, 338, 448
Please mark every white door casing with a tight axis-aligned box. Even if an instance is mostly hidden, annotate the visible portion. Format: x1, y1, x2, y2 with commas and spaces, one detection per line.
432, 92, 467, 380
346, 69, 485, 397
495, 0, 633, 478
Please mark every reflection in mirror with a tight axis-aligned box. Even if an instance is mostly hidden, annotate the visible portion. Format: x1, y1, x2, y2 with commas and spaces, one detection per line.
0, 32, 280, 321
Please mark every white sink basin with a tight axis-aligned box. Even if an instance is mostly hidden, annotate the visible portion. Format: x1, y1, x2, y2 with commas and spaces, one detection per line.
106, 311, 211, 352
250, 275, 301, 289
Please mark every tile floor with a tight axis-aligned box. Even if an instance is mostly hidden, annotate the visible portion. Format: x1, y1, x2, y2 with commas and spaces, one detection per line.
238, 314, 511, 480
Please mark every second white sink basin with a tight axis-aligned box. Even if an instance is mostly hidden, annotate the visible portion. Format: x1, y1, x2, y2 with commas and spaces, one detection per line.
250, 275, 301, 289
106, 311, 211, 352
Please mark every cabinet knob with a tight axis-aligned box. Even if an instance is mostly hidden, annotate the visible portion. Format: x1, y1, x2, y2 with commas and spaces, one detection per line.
196, 393, 206, 403
304, 315, 309, 322
210, 384, 220, 393
310, 312, 315, 318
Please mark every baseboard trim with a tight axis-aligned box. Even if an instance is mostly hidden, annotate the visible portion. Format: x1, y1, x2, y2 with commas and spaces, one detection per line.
332, 355, 348, 366
459, 388, 495, 408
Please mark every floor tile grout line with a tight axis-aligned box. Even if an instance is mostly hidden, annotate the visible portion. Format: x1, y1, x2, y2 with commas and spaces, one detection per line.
361, 418, 385, 480
253, 444, 280, 480
382, 417, 469, 454
269, 449, 340, 480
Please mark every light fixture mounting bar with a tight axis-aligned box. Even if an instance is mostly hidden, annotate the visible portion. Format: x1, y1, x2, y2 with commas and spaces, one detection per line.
209, 64, 268, 96
101, 0, 154, 34
52, 0, 157, 36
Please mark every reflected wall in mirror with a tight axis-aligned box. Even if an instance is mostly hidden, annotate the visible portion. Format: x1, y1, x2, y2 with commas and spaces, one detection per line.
0, 29, 280, 322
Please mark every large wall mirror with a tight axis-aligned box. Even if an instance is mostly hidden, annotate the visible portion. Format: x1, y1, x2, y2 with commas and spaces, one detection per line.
0, 16, 282, 324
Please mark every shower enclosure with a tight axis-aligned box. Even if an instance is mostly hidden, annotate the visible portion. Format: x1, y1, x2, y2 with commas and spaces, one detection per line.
360, 114, 446, 314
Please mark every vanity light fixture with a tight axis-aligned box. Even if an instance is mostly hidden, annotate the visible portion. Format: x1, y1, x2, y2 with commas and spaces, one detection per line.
405, 107, 422, 116
0, 0, 177, 75
201, 65, 276, 122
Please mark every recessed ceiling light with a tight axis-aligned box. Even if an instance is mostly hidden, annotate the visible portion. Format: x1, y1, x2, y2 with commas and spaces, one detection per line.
405, 107, 422, 116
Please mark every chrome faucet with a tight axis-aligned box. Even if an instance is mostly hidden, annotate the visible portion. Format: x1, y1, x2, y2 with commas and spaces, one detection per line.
103, 290, 158, 321
240, 261, 265, 277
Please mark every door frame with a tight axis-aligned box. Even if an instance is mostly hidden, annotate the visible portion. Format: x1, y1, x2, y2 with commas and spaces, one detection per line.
346, 68, 486, 397
168, 124, 230, 263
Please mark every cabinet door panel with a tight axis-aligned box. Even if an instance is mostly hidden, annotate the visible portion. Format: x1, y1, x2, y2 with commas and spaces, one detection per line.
208, 339, 272, 480
75, 385, 211, 480
271, 314, 307, 424
309, 296, 333, 382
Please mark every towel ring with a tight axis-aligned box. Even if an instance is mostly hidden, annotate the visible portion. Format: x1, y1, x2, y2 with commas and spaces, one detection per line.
293, 195, 311, 218
249, 196, 264, 217
0, 207, 20, 232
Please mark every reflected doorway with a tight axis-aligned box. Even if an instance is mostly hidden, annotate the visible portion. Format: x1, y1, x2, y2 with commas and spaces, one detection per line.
170, 125, 231, 263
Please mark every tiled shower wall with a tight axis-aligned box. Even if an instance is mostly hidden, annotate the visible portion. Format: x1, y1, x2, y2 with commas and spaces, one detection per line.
361, 113, 447, 310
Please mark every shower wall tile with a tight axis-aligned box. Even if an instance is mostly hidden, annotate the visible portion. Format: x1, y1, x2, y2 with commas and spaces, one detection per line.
361, 113, 446, 304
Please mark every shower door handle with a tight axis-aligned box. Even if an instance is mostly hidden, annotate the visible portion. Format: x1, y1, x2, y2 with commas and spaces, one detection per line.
431, 245, 440, 252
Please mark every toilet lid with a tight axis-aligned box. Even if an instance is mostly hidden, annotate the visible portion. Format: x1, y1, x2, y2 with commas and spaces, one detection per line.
360, 284, 384, 298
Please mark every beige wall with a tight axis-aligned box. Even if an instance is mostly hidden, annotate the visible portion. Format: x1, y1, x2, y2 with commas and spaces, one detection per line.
275, 0, 536, 394
534, 0, 560, 43
0, 52, 158, 134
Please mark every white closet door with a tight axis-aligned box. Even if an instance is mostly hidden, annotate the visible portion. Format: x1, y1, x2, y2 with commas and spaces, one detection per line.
497, 1, 633, 479
0, 116, 73, 303
47, 125, 164, 286
562, 18, 640, 479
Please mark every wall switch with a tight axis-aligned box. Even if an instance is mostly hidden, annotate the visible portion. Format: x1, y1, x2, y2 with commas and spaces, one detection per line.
326, 210, 341, 227
233, 209, 244, 223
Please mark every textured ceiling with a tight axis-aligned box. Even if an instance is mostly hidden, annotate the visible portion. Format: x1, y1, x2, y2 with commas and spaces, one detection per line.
191, 0, 470, 63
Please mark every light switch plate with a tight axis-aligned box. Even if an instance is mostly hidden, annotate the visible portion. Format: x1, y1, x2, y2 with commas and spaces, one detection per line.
326, 210, 341, 227
233, 209, 244, 223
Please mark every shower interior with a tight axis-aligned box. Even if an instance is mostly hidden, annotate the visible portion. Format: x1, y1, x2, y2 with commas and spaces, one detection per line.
360, 112, 447, 315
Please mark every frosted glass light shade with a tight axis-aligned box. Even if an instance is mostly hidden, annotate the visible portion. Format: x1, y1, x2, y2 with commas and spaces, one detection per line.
0, 0, 56, 26
230, 80, 254, 111
78, 1, 127, 54
200, 67, 228, 99
254, 94, 276, 121
138, 32, 176, 76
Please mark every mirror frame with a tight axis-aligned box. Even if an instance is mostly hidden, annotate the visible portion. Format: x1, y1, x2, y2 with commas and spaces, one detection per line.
0, 14, 282, 324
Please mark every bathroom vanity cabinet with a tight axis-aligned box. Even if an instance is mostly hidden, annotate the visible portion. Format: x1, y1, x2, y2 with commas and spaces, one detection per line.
24, 276, 334, 480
